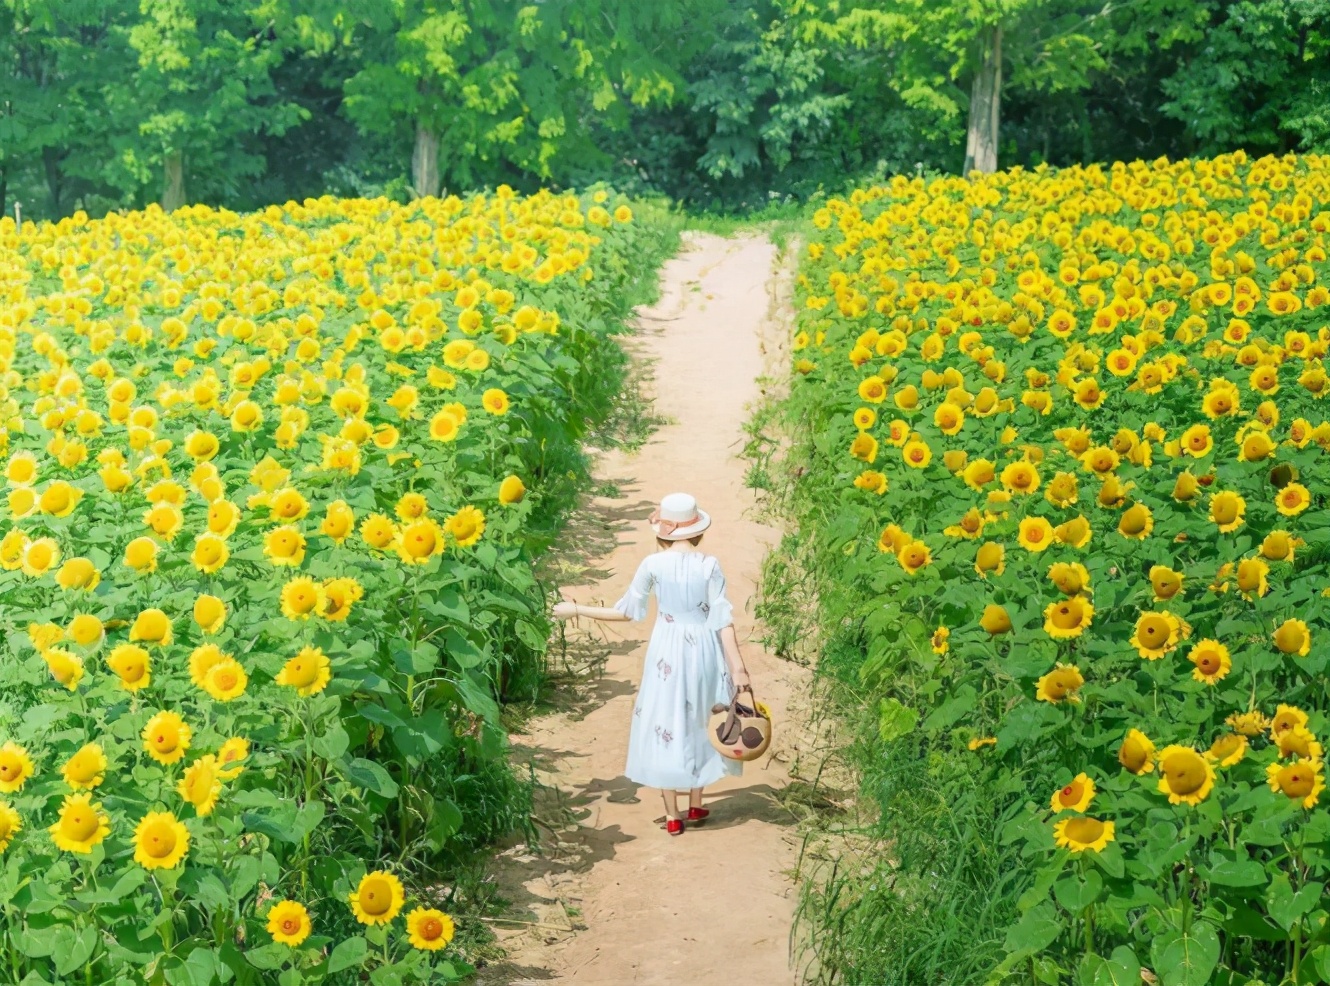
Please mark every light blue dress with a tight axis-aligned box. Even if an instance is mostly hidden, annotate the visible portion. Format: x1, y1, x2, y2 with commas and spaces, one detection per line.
614, 551, 743, 790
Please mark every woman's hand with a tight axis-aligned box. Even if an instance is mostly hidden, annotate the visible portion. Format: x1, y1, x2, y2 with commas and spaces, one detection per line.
551, 601, 578, 620
732, 668, 752, 690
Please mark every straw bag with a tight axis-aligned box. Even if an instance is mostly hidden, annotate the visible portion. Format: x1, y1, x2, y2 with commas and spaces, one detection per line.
709, 686, 772, 762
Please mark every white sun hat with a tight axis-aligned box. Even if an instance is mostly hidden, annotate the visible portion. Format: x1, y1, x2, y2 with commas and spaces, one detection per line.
649, 492, 711, 540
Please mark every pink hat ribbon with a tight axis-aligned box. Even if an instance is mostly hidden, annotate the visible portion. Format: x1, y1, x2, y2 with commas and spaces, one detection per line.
649, 506, 700, 536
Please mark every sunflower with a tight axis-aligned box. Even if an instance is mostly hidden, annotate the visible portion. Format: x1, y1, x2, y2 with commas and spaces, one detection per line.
206, 499, 239, 537
191, 533, 230, 574
276, 646, 332, 697
1017, 517, 1055, 552
1119, 728, 1156, 775
349, 870, 405, 926
1276, 482, 1311, 517
1000, 461, 1039, 495
21, 537, 60, 577
1130, 611, 1183, 660
55, 557, 100, 591
1149, 566, 1184, 602
142, 711, 192, 765
202, 659, 248, 702
129, 608, 173, 648
1047, 562, 1091, 596
406, 907, 455, 951
1206, 732, 1248, 767
1035, 663, 1083, 704
123, 536, 158, 573
974, 542, 1005, 578
1156, 746, 1216, 806
930, 627, 949, 655
142, 502, 183, 541
498, 475, 527, 504
1267, 752, 1326, 809
1274, 618, 1311, 656
177, 755, 222, 816
42, 649, 83, 691
359, 514, 397, 550
1117, 504, 1153, 539
980, 604, 1012, 635
1053, 516, 1091, 549
482, 388, 510, 415
446, 506, 486, 548
49, 793, 110, 854
280, 577, 326, 620
263, 525, 306, 567
943, 508, 985, 539
188, 644, 228, 689
193, 594, 226, 634
1044, 471, 1079, 507
132, 811, 189, 870
61, 743, 107, 791
1050, 773, 1095, 813
1043, 595, 1094, 639
1260, 530, 1298, 563
217, 738, 250, 780
1277, 725, 1324, 762
1235, 557, 1269, 599
0, 742, 35, 793
1227, 710, 1270, 737
896, 540, 932, 575
268, 900, 313, 947
1271, 704, 1309, 738
395, 518, 444, 563
0, 801, 20, 852
1208, 490, 1246, 532
1180, 423, 1214, 457
320, 500, 356, 542
1053, 816, 1115, 853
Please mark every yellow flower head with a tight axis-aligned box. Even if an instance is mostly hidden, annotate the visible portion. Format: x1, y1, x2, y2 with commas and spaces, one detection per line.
61, 743, 107, 791
1130, 611, 1183, 660
1043, 595, 1094, 639
1119, 728, 1156, 775
1206, 732, 1248, 767
280, 577, 326, 620
142, 711, 192, 765
1267, 758, 1325, 810
406, 907, 455, 951
1156, 745, 1216, 806
446, 506, 485, 548
1036, 663, 1083, 704
193, 594, 227, 635
0, 742, 35, 793
1053, 816, 1115, 853
349, 870, 405, 926
263, 525, 306, 567
1017, 517, 1055, 552
1050, 773, 1095, 813
1274, 618, 1311, 656
133, 811, 189, 870
177, 755, 223, 816
129, 608, 173, 647
276, 647, 332, 697
42, 648, 84, 691
268, 900, 312, 947
217, 738, 250, 780
49, 793, 110, 854
0, 801, 21, 852
1186, 639, 1232, 685
202, 658, 248, 702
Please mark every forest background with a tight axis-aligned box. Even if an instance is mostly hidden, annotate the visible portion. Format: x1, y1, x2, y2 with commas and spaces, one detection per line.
4, 0, 1329, 223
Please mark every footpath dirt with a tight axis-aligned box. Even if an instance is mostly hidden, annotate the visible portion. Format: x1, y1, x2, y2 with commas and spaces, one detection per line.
477, 232, 810, 985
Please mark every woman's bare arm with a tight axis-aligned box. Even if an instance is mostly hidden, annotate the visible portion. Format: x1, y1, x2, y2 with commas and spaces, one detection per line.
719, 624, 751, 688
552, 601, 631, 623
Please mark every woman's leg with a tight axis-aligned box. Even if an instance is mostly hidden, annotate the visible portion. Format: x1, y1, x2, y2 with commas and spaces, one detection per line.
661, 788, 680, 820
688, 787, 704, 810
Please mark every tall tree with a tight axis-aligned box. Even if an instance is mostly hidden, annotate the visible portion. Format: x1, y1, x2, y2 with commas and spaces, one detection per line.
326, 0, 691, 198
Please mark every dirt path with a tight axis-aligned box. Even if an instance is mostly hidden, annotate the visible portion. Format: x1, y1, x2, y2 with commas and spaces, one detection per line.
478, 232, 809, 985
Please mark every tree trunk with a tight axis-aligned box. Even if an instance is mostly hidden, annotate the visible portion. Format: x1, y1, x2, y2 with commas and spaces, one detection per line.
963, 24, 1002, 175
0, 167, 7, 221
161, 151, 186, 211
412, 120, 441, 199
43, 146, 63, 216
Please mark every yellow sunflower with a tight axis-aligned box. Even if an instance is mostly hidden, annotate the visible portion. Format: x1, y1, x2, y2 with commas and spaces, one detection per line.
202, 659, 248, 702
1186, 639, 1232, 685
1206, 732, 1248, 767
1156, 746, 1216, 806
1130, 611, 1183, 660
132, 811, 189, 870
1119, 728, 1156, 775
1208, 490, 1246, 532
1227, 710, 1270, 737
0, 801, 20, 852
406, 907, 455, 951
61, 743, 107, 791
1275, 482, 1310, 517
280, 577, 326, 620
217, 738, 250, 780
0, 742, 35, 793
1050, 773, 1095, 813
1017, 517, 1055, 552
1274, 618, 1311, 656
896, 540, 932, 575
446, 506, 486, 548
193, 594, 227, 635
268, 900, 312, 947
1043, 595, 1094, 639
177, 755, 222, 816
1035, 663, 1084, 704
142, 711, 192, 765
1267, 758, 1325, 809
349, 870, 405, 926
49, 793, 110, 854
1149, 565, 1184, 602
275, 647, 332, 697
263, 525, 306, 567
129, 608, 173, 647
1053, 816, 1115, 853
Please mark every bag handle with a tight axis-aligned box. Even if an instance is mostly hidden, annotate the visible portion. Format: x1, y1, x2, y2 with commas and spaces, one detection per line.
732, 684, 758, 715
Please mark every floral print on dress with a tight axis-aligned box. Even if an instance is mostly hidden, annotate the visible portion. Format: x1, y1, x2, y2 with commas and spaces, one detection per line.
656, 657, 673, 681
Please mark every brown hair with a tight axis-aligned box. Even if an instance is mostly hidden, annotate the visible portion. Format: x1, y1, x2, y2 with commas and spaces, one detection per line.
657, 534, 705, 549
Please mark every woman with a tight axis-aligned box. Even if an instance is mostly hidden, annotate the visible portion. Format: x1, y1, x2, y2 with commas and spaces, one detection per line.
552, 492, 753, 835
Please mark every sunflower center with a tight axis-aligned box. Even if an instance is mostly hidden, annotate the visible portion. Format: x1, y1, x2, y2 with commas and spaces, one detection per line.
282, 917, 300, 934
1162, 751, 1205, 794
1213, 501, 1237, 523
144, 823, 177, 858
62, 809, 98, 841
361, 880, 391, 915
1121, 509, 1146, 534
1063, 817, 1104, 843
1026, 527, 1045, 544
1051, 604, 1081, 630
421, 917, 443, 939
153, 732, 178, 753
1197, 654, 1220, 673
1276, 624, 1306, 652
1283, 769, 1314, 797
1059, 781, 1082, 805
1140, 616, 1169, 641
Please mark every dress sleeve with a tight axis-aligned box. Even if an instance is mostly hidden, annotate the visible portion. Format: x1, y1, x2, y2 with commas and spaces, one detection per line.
704, 557, 736, 631
612, 557, 653, 622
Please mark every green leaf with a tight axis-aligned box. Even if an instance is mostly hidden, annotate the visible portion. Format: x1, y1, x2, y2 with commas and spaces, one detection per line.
1053, 870, 1103, 913
922, 684, 976, 733
1267, 874, 1323, 931
1150, 922, 1219, 986
341, 757, 399, 798
313, 723, 351, 760
327, 936, 369, 974
1203, 857, 1268, 889
1082, 945, 1141, 986
877, 697, 918, 742
243, 944, 288, 971
53, 926, 97, 976
1003, 901, 1062, 956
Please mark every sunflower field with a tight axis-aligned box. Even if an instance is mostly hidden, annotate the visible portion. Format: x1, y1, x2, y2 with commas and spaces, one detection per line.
781, 152, 1330, 984
0, 190, 672, 985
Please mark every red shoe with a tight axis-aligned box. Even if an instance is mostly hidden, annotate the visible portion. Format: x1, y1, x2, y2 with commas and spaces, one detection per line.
666, 818, 685, 836
687, 807, 710, 823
